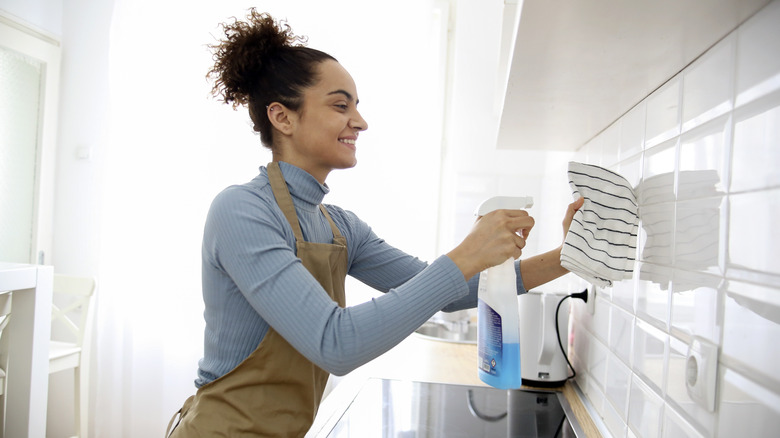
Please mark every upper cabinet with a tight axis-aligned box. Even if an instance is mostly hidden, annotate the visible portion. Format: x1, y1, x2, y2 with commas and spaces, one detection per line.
495, 0, 771, 151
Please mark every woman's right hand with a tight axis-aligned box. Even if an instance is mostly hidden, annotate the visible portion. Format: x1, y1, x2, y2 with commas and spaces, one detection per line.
446, 209, 535, 280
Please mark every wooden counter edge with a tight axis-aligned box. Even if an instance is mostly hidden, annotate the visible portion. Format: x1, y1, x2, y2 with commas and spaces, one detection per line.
562, 381, 603, 438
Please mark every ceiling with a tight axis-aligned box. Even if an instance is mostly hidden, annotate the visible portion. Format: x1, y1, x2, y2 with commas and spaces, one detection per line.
495, 0, 771, 151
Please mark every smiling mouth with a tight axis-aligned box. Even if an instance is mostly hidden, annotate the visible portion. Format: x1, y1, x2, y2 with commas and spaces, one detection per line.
339, 139, 356, 145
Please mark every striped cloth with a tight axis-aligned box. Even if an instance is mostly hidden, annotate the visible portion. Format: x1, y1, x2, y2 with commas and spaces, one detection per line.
561, 162, 639, 287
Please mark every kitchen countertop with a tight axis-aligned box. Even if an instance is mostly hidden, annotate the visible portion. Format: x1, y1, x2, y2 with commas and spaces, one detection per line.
307, 333, 604, 437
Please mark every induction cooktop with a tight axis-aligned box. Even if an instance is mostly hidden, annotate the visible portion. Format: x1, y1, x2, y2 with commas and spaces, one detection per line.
325, 378, 581, 437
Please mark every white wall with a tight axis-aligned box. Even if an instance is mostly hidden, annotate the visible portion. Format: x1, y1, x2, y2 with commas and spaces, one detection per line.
566, 2, 780, 436
0, 0, 61, 36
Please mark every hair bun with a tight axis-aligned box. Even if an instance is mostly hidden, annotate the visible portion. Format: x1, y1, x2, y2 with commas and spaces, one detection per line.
208, 8, 308, 108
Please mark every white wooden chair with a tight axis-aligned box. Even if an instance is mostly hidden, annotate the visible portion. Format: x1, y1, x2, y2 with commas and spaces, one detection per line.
0, 291, 11, 433
50, 274, 96, 438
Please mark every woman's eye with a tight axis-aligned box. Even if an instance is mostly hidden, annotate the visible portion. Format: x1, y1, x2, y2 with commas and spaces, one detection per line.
335, 104, 348, 110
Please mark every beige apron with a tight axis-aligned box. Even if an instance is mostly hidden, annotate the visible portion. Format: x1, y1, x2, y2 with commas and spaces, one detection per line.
167, 162, 348, 437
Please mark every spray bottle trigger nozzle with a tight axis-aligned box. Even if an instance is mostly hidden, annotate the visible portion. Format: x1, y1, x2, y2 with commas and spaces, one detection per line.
475, 196, 534, 216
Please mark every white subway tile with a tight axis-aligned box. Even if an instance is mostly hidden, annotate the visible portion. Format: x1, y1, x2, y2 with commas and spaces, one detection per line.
718, 367, 780, 437
571, 323, 591, 375
670, 270, 723, 345
593, 295, 612, 344
628, 374, 664, 438
645, 78, 681, 148
638, 203, 675, 266
722, 280, 780, 387
666, 336, 717, 436
611, 272, 637, 313
635, 263, 671, 327
589, 335, 609, 390
735, 0, 780, 107
638, 140, 677, 205
727, 189, 780, 278
610, 304, 634, 365
633, 318, 668, 394
585, 370, 606, 414
682, 35, 735, 133
730, 93, 780, 192
674, 197, 726, 275
677, 116, 729, 200
606, 354, 632, 419
618, 152, 644, 189
661, 405, 705, 438
603, 393, 629, 438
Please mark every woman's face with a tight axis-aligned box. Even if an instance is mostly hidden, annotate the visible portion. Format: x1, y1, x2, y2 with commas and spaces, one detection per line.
280, 60, 368, 183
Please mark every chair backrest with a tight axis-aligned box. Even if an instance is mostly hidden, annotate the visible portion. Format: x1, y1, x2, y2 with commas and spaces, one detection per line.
0, 292, 10, 335
0, 292, 11, 389
52, 275, 97, 346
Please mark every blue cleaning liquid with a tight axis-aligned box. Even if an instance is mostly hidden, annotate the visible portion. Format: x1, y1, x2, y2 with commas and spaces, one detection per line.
478, 342, 522, 390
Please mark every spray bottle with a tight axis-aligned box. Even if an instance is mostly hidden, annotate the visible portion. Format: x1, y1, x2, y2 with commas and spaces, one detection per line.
476, 196, 533, 390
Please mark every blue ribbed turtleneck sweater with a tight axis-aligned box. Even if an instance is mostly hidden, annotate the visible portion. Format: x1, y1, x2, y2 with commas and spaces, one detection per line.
196, 162, 526, 386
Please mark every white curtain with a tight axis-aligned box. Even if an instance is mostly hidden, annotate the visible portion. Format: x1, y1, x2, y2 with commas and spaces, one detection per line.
94, 0, 447, 435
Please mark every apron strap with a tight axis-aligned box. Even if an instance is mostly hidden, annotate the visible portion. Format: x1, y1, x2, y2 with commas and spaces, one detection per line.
165, 394, 194, 437
267, 162, 305, 242
268, 162, 345, 244
165, 408, 181, 438
319, 204, 344, 240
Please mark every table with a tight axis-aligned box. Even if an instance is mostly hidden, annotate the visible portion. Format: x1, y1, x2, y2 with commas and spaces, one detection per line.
0, 262, 53, 438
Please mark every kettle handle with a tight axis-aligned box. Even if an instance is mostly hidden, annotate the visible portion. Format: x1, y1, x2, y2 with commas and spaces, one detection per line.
537, 293, 560, 365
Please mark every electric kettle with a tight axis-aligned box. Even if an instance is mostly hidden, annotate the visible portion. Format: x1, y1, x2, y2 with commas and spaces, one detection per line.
518, 289, 572, 387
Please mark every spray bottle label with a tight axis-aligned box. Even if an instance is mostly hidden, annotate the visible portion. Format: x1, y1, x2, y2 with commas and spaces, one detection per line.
477, 298, 502, 376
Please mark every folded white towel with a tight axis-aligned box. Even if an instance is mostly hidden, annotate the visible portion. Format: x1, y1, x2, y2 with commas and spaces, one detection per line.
561, 162, 639, 287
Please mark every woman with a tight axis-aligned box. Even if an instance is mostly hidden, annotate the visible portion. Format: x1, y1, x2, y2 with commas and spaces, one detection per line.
168, 9, 582, 437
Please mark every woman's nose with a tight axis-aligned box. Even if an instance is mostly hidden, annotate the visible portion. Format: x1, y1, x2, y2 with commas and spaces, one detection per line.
350, 111, 368, 131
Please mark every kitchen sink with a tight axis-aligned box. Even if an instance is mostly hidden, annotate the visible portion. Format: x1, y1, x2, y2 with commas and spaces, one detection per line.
414, 321, 477, 344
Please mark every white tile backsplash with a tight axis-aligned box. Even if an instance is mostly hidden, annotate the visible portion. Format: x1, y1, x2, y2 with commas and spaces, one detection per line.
674, 197, 726, 275
730, 94, 780, 192
735, 0, 780, 107
628, 374, 664, 438
727, 189, 780, 278
662, 405, 705, 438
632, 319, 668, 394
669, 271, 723, 344
677, 116, 730, 199
569, 3, 780, 437
609, 305, 634, 365
722, 280, 780, 388
717, 367, 780, 437
606, 354, 632, 418
635, 263, 671, 327
646, 78, 682, 148
682, 35, 735, 133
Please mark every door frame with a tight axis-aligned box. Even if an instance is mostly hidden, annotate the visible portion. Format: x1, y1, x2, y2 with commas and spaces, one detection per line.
0, 12, 61, 264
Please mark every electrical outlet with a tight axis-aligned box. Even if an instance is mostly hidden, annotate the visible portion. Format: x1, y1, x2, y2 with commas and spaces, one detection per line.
587, 286, 596, 314
686, 336, 719, 412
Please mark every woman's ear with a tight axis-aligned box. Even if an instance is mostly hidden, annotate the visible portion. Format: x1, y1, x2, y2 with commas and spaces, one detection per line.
267, 103, 295, 135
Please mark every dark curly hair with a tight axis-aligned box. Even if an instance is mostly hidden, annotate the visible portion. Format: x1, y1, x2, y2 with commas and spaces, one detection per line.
207, 9, 337, 148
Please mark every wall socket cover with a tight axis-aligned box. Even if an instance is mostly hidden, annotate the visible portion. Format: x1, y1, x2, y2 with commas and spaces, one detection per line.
587, 286, 596, 314
685, 336, 719, 412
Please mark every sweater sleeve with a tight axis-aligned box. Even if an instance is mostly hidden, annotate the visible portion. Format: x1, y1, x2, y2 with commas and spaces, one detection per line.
204, 188, 469, 376
440, 260, 529, 311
